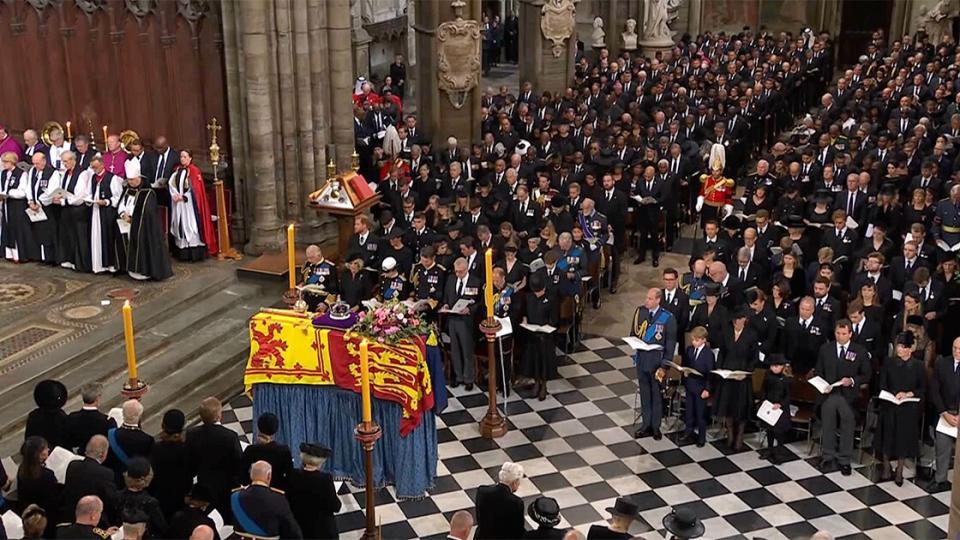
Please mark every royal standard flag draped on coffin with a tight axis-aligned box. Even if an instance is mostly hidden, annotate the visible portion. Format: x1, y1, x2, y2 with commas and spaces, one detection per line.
245, 311, 434, 436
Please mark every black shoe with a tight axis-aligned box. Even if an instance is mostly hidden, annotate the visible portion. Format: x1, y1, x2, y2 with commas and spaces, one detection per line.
593, 299, 601, 309
450, 381, 461, 389
696, 440, 705, 448
758, 448, 772, 460
633, 428, 646, 439
633, 256, 644, 265
818, 459, 838, 473
652, 258, 660, 268
926, 481, 950, 492
680, 433, 697, 444
840, 464, 852, 476
653, 430, 663, 441
609, 285, 618, 294
465, 383, 474, 392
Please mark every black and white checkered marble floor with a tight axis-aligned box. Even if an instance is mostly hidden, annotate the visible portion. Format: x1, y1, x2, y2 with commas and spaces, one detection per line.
222, 337, 953, 540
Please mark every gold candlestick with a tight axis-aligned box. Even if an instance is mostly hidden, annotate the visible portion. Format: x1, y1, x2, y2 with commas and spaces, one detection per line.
207, 117, 241, 261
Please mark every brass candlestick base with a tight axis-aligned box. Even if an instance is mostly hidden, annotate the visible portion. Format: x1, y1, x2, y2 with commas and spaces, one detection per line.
479, 318, 507, 439
355, 421, 382, 540
121, 380, 148, 400
282, 288, 299, 306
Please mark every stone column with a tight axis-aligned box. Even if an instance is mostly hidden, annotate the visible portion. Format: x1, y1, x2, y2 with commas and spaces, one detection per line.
687, 0, 702, 37
329, 0, 358, 174
351, 0, 373, 78
518, 0, 577, 96
222, 0, 353, 253
415, 0, 482, 149
237, 0, 284, 252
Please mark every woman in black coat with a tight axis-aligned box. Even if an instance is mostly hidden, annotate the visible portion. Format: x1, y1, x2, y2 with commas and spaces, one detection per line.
149, 410, 193, 519
17, 437, 61, 538
714, 308, 758, 452
24, 380, 68, 450
688, 284, 729, 349
118, 458, 168, 539
877, 332, 926, 486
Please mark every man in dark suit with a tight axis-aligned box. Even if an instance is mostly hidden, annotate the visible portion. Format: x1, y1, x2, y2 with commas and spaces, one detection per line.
509, 186, 541, 238
239, 413, 294, 491
631, 288, 678, 440
348, 215, 381, 270
729, 247, 766, 292
659, 268, 689, 327
813, 319, 871, 476
185, 397, 243, 518
475, 462, 525, 539
928, 338, 960, 491
812, 277, 841, 329
634, 166, 666, 267
781, 297, 828, 376
889, 241, 929, 291
285, 443, 341, 540
59, 435, 118, 526
689, 220, 730, 267
597, 173, 628, 290
442, 258, 482, 389
847, 301, 884, 366
64, 383, 116, 454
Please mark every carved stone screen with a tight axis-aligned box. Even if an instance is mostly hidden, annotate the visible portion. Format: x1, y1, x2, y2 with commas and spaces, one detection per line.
0, 0, 229, 164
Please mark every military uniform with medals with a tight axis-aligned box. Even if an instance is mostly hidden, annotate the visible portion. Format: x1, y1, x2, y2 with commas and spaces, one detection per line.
301, 259, 339, 312
411, 262, 446, 318
378, 272, 412, 301
231, 482, 302, 539
55, 523, 113, 539
933, 196, 960, 254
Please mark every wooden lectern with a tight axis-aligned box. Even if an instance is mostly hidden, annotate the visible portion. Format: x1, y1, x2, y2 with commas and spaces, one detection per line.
309, 167, 381, 260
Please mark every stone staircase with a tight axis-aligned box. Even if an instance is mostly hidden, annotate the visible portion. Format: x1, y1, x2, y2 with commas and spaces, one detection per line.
0, 271, 280, 457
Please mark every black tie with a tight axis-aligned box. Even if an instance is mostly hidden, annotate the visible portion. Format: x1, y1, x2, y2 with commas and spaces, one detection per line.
955, 362, 960, 376
839, 345, 846, 361
920, 287, 927, 300
457, 280, 463, 296
156, 154, 164, 182
739, 268, 746, 281
520, 202, 526, 215
847, 194, 854, 215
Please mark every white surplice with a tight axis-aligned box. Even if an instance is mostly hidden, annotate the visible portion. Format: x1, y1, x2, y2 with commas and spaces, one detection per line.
168, 169, 204, 249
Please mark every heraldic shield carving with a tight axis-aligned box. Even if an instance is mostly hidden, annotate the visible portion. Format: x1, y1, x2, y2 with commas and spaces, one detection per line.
437, 19, 481, 109
541, 0, 576, 58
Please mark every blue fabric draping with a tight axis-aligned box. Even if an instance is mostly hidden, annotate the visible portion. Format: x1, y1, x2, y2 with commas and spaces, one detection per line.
251, 383, 438, 499
425, 344, 448, 413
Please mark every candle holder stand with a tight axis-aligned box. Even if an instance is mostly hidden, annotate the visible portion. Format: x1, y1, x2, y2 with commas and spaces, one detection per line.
479, 317, 507, 439
121, 379, 148, 400
355, 421, 383, 540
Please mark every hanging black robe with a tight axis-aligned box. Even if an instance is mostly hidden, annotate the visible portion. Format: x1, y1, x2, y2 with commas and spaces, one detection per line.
117, 186, 173, 280
55, 167, 92, 272
27, 167, 58, 262
1, 168, 35, 258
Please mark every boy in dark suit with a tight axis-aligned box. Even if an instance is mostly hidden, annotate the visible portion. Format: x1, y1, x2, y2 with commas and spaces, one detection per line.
681, 326, 714, 447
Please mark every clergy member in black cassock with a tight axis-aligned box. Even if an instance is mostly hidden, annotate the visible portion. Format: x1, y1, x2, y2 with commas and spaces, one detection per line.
55, 151, 93, 272
27, 152, 61, 263
1, 151, 33, 261
116, 160, 173, 281
88, 157, 124, 274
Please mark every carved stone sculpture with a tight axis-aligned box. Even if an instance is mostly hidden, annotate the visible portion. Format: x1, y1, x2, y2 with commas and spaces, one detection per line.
622, 18, 638, 50
125, 0, 156, 19
437, 17, 481, 109
590, 16, 606, 48
919, 0, 959, 45
540, 0, 576, 58
642, 0, 673, 44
